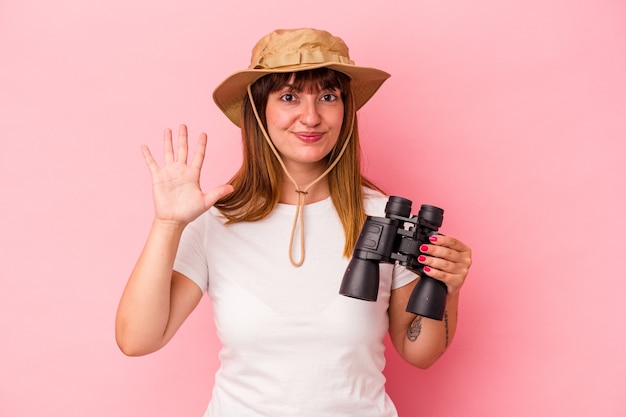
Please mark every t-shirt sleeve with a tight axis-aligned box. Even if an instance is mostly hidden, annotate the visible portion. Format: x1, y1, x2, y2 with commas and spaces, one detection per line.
173, 215, 209, 293
391, 264, 419, 290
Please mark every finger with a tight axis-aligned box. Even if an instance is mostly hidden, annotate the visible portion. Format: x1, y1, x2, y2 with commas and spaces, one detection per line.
203, 184, 235, 208
163, 128, 174, 164
177, 124, 189, 164
419, 240, 472, 282
141, 145, 159, 175
418, 253, 453, 273
420, 241, 472, 275
429, 235, 471, 253
419, 243, 459, 264
190, 132, 207, 171
431, 235, 473, 272
421, 266, 465, 296
421, 265, 447, 281
420, 255, 469, 282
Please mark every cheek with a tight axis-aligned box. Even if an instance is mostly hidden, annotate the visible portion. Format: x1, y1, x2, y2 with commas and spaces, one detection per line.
264, 113, 279, 138
329, 110, 345, 133
335, 113, 345, 129
265, 109, 291, 133
330, 105, 345, 125
266, 119, 285, 142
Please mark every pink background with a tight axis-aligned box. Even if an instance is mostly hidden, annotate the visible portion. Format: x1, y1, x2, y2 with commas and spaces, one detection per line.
1, 0, 625, 416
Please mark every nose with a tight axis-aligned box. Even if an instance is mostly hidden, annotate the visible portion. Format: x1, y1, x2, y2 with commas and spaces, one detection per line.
299, 97, 321, 127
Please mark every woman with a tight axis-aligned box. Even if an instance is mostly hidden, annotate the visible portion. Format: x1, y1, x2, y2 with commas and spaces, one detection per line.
116, 28, 472, 417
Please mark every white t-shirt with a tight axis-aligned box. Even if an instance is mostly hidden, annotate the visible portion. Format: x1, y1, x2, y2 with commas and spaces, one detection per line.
174, 191, 417, 417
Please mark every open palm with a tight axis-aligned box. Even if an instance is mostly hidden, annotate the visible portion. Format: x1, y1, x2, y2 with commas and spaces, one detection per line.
142, 124, 233, 225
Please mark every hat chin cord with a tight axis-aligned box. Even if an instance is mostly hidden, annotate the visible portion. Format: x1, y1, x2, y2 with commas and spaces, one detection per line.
246, 84, 354, 267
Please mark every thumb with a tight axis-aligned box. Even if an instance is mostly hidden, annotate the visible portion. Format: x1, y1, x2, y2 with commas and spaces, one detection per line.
204, 184, 235, 208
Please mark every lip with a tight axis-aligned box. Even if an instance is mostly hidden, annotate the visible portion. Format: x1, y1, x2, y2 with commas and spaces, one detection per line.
294, 131, 324, 143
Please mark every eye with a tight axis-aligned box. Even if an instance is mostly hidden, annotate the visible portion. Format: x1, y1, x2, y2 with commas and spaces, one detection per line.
320, 92, 339, 102
280, 93, 297, 103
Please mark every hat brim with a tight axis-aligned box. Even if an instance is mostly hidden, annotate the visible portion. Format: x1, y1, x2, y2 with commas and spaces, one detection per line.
213, 62, 391, 127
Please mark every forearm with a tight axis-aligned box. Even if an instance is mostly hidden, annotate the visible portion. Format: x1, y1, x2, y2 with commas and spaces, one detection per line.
389, 279, 461, 369
400, 293, 459, 368
391, 233, 471, 367
115, 219, 186, 355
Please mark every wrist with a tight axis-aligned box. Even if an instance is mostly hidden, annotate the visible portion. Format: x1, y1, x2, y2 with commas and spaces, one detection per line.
151, 217, 188, 234
446, 289, 461, 300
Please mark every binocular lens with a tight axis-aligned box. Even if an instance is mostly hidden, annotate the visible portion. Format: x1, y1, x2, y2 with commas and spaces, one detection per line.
385, 196, 412, 218
418, 204, 444, 227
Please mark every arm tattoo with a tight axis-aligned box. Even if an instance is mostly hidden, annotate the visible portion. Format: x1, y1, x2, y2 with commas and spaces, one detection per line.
406, 312, 451, 346
407, 316, 423, 342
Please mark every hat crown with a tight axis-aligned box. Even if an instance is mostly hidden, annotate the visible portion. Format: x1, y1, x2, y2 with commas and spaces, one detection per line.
249, 28, 354, 70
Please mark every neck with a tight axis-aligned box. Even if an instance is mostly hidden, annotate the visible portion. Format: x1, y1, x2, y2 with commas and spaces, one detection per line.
279, 173, 330, 205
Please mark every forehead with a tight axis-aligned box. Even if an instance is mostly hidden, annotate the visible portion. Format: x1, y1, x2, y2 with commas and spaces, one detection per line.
269, 69, 345, 93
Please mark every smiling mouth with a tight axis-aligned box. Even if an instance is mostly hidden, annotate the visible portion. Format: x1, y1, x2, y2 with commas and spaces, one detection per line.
294, 132, 324, 143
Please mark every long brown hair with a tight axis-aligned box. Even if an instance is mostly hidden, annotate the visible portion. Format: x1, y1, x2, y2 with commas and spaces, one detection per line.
214, 68, 382, 257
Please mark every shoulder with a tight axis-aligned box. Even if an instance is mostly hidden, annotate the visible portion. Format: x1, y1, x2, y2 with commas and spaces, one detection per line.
362, 187, 389, 217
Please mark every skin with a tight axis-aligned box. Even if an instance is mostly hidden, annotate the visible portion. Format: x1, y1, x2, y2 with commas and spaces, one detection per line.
388, 234, 471, 368
115, 83, 472, 368
115, 126, 232, 355
265, 82, 344, 203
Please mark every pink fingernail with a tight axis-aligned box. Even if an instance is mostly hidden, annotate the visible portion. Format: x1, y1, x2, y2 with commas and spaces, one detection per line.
418, 255, 426, 262
420, 245, 429, 252
423, 266, 431, 272
429, 235, 438, 243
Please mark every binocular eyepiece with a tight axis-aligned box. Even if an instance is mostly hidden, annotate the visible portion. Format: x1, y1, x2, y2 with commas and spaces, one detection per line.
339, 196, 448, 320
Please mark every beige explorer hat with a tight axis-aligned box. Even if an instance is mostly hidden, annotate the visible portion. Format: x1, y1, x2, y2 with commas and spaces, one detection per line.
212, 28, 391, 126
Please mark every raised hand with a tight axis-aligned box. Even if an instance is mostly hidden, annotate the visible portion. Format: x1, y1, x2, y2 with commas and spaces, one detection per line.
141, 124, 234, 226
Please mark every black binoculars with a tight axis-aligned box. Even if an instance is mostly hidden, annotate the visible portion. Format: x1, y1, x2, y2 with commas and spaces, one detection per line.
339, 196, 447, 320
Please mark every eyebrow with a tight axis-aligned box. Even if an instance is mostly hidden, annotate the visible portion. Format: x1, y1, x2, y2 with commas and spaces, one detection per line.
279, 83, 339, 94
